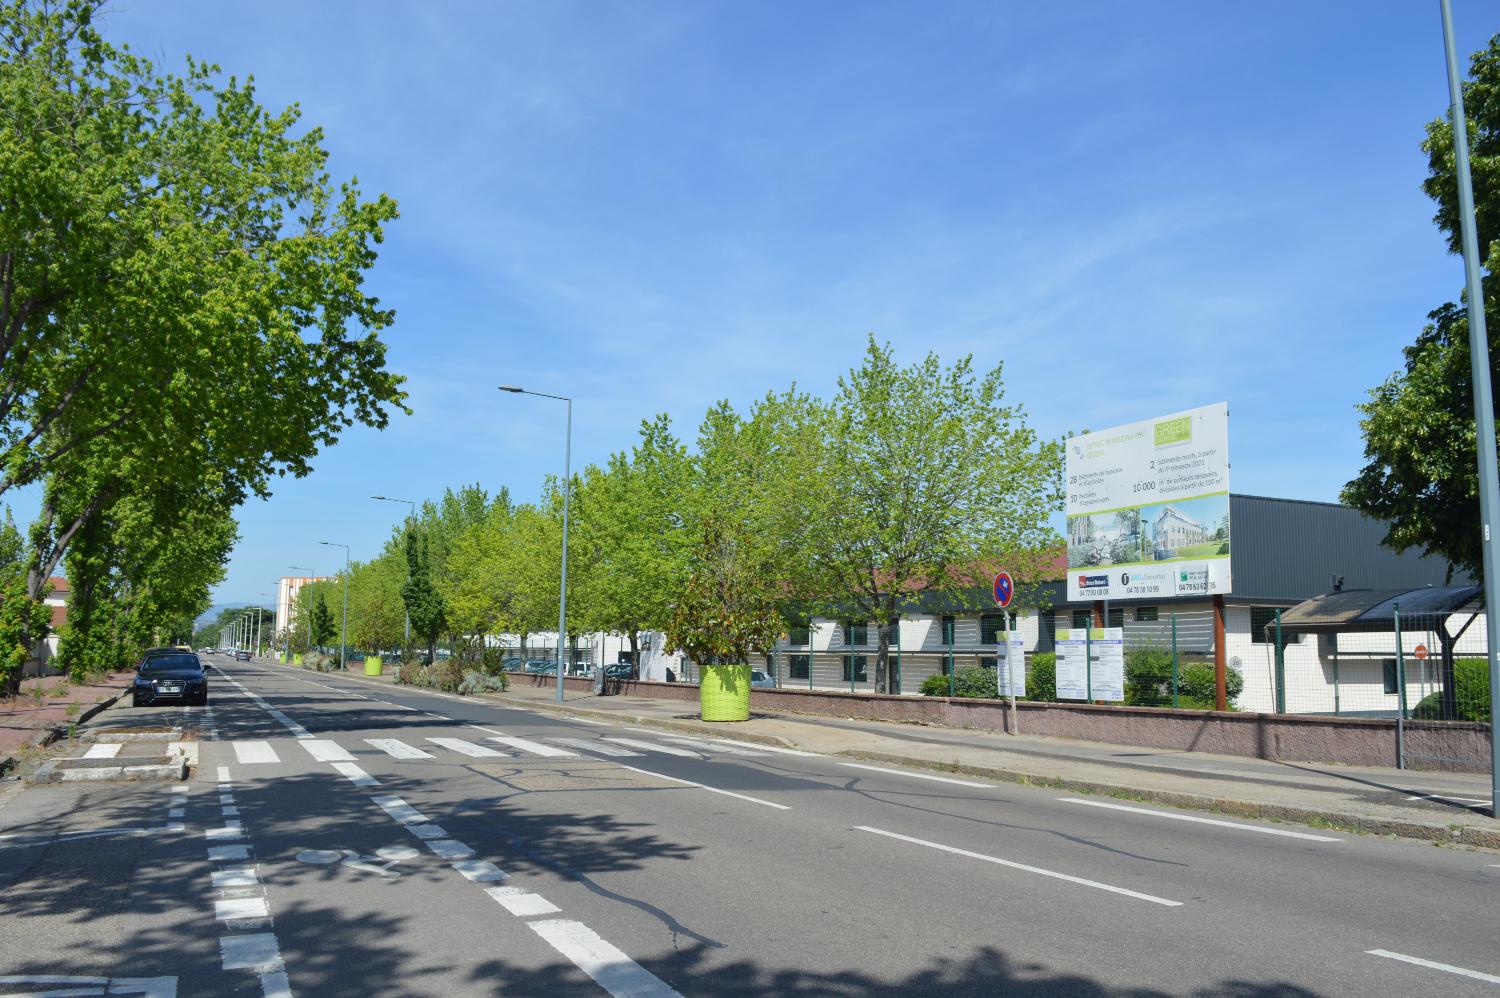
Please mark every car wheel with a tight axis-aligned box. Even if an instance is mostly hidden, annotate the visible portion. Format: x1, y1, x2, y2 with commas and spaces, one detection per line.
131, 695, 144, 708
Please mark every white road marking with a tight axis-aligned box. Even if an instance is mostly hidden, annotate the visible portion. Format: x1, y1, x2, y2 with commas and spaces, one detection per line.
209, 844, 252, 862
215, 897, 270, 922
1405, 793, 1493, 805
300, 740, 355, 763
1366, 949, 1500, 985
206, 822, 244, 841
365, 738, 434, 760
528, 919, 683, 998
217, 766, 232, 783
486, 734, 579, 757
171, 784, 190, 793
234, 741, 280, 765
0, 976, 176, 998
212, 865, 260, 888
0, 826, 154, 848
331, 762, 379, 787
570, 717, 611, 726
451, 859, 508, 882
426, 839, 475, 859
700, 737, 819, 757
427, 737, 508, 758
220, 933, 284, 972
660, 735, 765, 756
548, 737, 642, 757
83, 742, 122, 759
169, 807, 186, 818
371, 795, 429, 825
618, 765, 791, 810
487, 885, 559, 916
856, 826, 1182, 907
605, 737, 698, 758
1057, 797, 1343, 842
839, 763, 993, 788
260, 970, 294, 998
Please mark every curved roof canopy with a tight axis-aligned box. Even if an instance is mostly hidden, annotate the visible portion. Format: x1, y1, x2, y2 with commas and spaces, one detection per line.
1275, 586, 1483, 635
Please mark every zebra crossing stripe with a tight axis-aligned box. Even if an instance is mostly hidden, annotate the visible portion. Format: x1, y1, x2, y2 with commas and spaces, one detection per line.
365, 738, 434, 760
426, 737, 508, 758
547, 737, 641, 757
604, 738, 699, 758
486, 735, 579, 758
233, 741, 279, 765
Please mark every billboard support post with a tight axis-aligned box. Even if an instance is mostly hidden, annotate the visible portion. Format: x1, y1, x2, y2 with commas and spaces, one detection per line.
1213, 594, 1227, 711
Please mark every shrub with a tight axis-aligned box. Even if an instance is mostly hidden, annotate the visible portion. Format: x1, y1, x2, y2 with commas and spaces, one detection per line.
1412, 657, 1490, 722
1176, 663, 1243, 709
457, 670, 509, 696
953, 665, 998, 699
920, 673, 954, 697
1123, 646, 1174, 706
1027, 652, 1056, 702
394, 661, 424, 686
431, 658, 464, 692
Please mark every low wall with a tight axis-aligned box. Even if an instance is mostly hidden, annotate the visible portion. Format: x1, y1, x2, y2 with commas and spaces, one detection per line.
597, 679, 1490, 773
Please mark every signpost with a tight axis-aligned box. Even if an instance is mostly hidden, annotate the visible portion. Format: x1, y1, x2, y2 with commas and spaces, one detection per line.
994, 571, 1017, 734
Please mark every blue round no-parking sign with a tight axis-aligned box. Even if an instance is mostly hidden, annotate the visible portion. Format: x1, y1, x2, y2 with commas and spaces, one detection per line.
993, 570, 1014, 608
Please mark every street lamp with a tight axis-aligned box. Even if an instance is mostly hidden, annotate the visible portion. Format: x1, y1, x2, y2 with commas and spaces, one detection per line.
256, 594, 274, 658
319, 542, 351, 671
371, 495, 417, 651
499, 384, 573, 702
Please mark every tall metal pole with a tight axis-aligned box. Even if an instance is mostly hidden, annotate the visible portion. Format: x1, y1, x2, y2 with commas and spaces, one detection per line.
320, 542, 351, 672
1441, 0, 1500, 814
499, 386, 574, 703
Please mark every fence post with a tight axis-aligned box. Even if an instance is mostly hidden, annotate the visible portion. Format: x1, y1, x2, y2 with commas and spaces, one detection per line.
947, 622, 955, 697
1274, 608, 1286, 714
1171, 614, 1179, 709
1394, 602, 1407, 770
1086, 626, 1093, 702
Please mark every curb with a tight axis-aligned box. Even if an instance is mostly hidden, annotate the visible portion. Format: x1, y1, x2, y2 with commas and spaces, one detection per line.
835, 748, 1500, 851
0, 691, 125, 777
27, 754, 187, 785
481, 693, 807, 750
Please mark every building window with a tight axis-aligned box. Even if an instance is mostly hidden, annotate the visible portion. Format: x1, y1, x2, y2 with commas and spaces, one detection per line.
843, 621, 868, 647
1135, 607, 1159, 622
941, 615, 955, 645
788, 623, 810, 646
1071, 609, 1091, 629
1107, 608, 1124, 628
789, 654, 810, 680
980, 612, 1004, 644
887, 618, 900, 648
1250, 607, 1297, 643
842, 655, 868, 683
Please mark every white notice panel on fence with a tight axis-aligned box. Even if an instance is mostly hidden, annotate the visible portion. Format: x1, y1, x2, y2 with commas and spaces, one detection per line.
997, 637, 1026, 697
1055, 629, 1089, 700
1065, 402, 1231, 601
1091, 628, 1125, 702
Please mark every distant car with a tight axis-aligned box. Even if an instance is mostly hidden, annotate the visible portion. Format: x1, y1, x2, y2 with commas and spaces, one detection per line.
132, 653, 208, 706
500, 656, 522, 672
523, 659, 557, 674
750, 669, 775, 689
234, 650, 251, 662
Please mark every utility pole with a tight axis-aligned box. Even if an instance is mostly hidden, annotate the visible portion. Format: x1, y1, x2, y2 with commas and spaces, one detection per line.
1440, 0, 1500, 815
320, 542, 351, 671
372, 496, 417, 652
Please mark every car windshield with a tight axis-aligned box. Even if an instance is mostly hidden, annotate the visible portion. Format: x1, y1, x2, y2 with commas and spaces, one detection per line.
141, 656, 200, 675
751, 671, 769, 681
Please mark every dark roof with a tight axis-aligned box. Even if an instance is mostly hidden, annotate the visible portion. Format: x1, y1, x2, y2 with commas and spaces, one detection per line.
1275, 585, 1482, 634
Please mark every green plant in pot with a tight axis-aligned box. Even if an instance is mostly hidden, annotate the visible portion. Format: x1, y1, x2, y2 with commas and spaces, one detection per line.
665, 518, 783, 722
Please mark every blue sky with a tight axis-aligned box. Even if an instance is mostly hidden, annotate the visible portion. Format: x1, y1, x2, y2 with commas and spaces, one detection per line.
10, 1, 1497, 609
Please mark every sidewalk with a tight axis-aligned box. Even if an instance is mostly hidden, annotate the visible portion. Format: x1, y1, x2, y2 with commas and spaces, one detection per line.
481, 677, 1500, 850
0, 670, 136, 770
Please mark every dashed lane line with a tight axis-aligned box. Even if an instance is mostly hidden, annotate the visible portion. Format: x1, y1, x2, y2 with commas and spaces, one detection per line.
528, 919, 683, 998
838, 763, 993, 788
856, 825, 1182, 907
1366, 949, 1500, 985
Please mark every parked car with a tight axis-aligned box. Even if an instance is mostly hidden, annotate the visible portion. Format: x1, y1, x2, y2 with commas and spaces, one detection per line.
500, 656, 522, 672
603, 663, 637, 680
750, 669, 775, 689
132, 652, 208, 706
523, 659, 557, 674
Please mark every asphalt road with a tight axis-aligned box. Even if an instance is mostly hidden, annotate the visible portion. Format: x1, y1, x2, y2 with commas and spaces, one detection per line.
3, 655, 1499, 997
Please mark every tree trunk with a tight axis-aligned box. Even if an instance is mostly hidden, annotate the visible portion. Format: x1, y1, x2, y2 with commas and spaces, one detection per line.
627, 630, 640, 677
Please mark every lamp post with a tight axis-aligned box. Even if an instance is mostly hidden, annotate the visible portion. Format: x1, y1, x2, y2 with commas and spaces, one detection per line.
318, 543, 351, 671
320, 547, 350, 666
499, 384, 573, 702
372, 495, 417, 651
256, 594, 274, 659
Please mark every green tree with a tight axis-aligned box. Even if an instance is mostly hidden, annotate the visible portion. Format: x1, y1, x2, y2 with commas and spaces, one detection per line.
347, 555, 408, 654
401, 530, 446, 662
665, 516, 786, 666
311, 595, 337, 649
798, 337, 1064, 693
1343, 34, 1500, 579
0, 1, 406, 662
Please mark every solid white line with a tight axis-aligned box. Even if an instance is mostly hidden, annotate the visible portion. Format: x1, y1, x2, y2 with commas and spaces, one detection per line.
331, 762, 379, 787
528, 919, 683, 998
570, 717, 611, 726
487, 735, 579, 758
617, 765, 790, 810
839, 763, 993, 788
605, 737, 699, 758
83, 743, 122, 759
300, 740, 355, 763
1405, 793, 1493, 805
426, 737, 508, 758
365, 738, 434, 760
856, 826, 1182, 907
234, 741, 280, 765
1057, 798, 1343, 842
0, 826, 153, 848
487, 885, 559, 916
1366, 949, 1500, 985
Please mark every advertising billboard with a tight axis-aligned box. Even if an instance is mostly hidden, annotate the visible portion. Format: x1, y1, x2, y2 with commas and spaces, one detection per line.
1065, 403, 1230, 601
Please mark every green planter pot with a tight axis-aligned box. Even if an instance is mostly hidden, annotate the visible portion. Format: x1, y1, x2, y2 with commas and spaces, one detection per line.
700, 663, 751, 722
293, 653, 303, 666
365, 655, 383, 677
